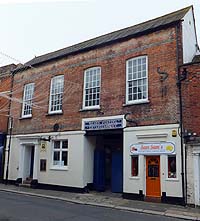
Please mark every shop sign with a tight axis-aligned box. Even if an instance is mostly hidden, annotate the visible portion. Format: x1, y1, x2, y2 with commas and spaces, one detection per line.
40, 142, 47, 152
84, 118, 124, 130
130, 142, 175, 155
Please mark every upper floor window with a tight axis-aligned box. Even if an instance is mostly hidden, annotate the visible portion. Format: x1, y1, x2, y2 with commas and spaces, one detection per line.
49, 75, 64, 114
83, 67, 101, 109
22, 83, 34, 118
126, 56, 148, 104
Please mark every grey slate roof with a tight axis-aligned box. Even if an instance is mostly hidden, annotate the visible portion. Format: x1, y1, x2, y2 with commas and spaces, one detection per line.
25, 6, 191, 68
192, 54, 200, 63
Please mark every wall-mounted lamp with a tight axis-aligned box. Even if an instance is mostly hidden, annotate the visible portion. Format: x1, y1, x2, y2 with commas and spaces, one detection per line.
124, 112, 138, 126
40, 136, 51, 142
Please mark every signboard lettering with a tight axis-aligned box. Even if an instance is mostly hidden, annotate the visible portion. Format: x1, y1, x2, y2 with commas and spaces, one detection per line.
130, 142, 175, 155
84, 118, 123, 131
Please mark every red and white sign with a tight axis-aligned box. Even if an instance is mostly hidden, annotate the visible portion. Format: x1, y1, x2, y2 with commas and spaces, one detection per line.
130, 142, 175, 155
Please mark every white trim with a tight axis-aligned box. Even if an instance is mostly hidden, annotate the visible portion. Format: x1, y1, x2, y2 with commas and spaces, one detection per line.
129, 176, 140, 180
124, 124, 179, 132
50, 167, 69, 171
126, 55, 148, 105
82, 66, 101, 109
12, 130, 85, 139
193, 154, 200, 206
136, 133, 168, 139
48, 75, 64, 114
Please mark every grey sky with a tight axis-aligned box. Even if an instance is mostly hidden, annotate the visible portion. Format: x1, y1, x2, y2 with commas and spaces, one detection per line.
0, 0, 199, 66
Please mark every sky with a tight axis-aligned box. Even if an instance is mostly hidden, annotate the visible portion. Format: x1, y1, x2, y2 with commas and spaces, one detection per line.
0, 0, 200, 66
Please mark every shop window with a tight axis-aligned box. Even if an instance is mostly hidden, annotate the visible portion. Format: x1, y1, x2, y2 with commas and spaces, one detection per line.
52, 140, 68, 167
168, 155, 176, 178
131, 156, 139, 176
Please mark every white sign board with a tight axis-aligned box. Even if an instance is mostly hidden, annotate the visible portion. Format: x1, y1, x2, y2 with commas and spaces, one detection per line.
130, 142, 175, 155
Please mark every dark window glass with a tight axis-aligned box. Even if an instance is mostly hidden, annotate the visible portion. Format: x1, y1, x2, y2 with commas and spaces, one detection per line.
131, 156, 138, 176
168, 156, 176, 178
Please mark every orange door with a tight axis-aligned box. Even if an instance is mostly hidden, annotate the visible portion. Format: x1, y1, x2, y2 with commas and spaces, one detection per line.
146, 156, 161, 197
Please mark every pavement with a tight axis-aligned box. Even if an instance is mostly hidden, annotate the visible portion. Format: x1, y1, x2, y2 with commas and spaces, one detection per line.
0, 184, 199, 220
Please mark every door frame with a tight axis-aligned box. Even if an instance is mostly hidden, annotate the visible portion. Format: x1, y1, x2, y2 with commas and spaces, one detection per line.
145, 155, 161, 197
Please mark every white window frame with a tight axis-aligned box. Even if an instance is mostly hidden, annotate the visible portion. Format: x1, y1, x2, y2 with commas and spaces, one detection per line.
51, 140, 68, 170
126, 56, 148, 105
83, 67, 101, 110
22, 83, 34, 118
49, 75, 64, 114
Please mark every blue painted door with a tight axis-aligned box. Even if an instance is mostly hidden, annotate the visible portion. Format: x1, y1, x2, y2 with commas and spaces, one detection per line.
93, 149, 105, 191
111, 151, 123, 192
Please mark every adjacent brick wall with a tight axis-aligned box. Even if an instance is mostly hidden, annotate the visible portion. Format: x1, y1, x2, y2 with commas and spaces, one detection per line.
181, 63, 200, 136
0, 64, 16, 133
11, 26, 181, 135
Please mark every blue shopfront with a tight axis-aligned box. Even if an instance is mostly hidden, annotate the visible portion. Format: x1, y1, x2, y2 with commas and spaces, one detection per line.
83, 115, 126, 193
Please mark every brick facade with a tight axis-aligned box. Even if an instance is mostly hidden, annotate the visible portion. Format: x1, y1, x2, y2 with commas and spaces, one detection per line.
181, 62, 200, 137
11, 26, 181, 135
0, 64, 16, 133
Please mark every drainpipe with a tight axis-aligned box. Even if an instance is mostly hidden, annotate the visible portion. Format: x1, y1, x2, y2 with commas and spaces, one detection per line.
176, 23, 186, 206
5, 71, 14, 184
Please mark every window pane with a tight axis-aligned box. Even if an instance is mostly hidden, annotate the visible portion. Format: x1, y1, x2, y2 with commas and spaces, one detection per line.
131, 156, 138, 176
168, 156, 176, 178
54, 141, 60, 149
62, 140, 68, 149
148, 165, 159, 177
53, 151, 60, 165
62, 151, 68, 166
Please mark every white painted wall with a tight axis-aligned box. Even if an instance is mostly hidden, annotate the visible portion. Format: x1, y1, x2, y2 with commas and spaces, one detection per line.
83, 136, 96, 186
5, 131, 91, 188
182, 8, 198, 63
187, 144, 200, 206
23, 146, 32, 180
38, 132, 86, 188
124, 124, 182, 197
4, 136, 20, 181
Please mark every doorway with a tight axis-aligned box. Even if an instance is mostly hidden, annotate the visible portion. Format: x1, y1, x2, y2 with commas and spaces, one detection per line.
23, 145, 35, 180
93, 133, 123, 193
146, 156, 161, 197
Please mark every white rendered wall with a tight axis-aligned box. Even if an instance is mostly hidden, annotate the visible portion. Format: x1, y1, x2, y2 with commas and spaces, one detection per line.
4, 136, 20, 181
38, 132, 85, 188
187, 144, 200, 206
124, 124, 182, 197
5, 131, 91, 189
182, 8, 198, 63
83, 136, 96, 186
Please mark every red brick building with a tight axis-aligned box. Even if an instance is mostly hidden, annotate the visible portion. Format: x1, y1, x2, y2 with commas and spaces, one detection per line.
4, 6, 199, 205
0, 63, 16, 180
180, 55, 200, 206
0, 64, 16, 133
